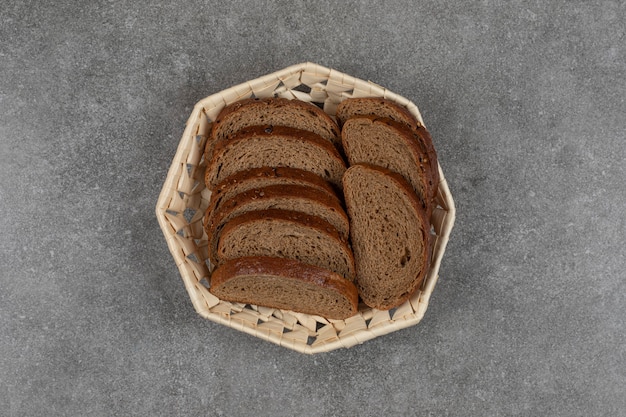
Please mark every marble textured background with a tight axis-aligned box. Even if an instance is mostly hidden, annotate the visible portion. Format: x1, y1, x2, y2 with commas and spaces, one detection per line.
1, 1, 624, 416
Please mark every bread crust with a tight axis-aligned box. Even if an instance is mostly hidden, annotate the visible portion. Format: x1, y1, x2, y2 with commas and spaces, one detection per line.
210, 256, 359, 320
411, 125, 439, 192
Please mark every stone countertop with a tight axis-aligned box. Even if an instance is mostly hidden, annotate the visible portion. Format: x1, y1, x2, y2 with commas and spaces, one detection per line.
1, 1, 624, 416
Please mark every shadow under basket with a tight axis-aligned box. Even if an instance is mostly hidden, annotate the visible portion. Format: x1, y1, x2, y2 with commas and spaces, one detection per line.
156, 62, 456, 354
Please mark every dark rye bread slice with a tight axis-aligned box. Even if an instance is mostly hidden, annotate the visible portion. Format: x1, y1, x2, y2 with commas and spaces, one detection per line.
204, 184, 350, 265
207, 97, 341, 156
336, 98, 439, 186
217, 209, 356, 281
336, 97, 421, 130
342, 164, 432, 310
209, 256, 359, 320
206, 167, 339, 222
205, 125, 347, 189
341, 116, 436, 213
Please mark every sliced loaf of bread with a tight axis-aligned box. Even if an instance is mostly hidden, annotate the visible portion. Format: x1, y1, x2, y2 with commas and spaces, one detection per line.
217, 209, 355, 281
207, 97, 341, 156
209, 256, 359, 320
205, 125, 346, 189
204, 184, 349, 264
342, 164, 432, 310
341, 116, 436, 212
206, 166, 339, 219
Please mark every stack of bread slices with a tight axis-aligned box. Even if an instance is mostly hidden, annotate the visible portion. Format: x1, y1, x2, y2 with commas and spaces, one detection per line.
203, 96, 437, 320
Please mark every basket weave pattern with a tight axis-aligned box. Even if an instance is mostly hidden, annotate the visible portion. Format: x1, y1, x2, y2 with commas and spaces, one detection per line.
156, 63, 456, 353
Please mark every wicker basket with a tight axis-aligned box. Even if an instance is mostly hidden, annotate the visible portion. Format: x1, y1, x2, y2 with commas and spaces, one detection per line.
156, 62, 455, 354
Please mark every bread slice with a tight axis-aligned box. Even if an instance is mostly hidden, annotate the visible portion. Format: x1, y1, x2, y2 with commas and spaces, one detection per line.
209, 256, 359, 320
205, 125, 347, 189
206, 166, 339, 221
341, 116, 436, 212
204, 184, 350, 264
336, 97, 420, 130
411, 125, 440, 189
337, 98, 439, 189
217, 209, 356, 281
342, 164, 432, 310
207, 97, 341, 156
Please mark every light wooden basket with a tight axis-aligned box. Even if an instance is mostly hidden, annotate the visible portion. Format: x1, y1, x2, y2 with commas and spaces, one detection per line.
156, 62, 456, 354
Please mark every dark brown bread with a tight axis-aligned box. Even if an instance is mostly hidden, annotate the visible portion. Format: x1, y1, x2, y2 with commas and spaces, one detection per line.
204, 184, 350, 264
206, 166, 339, 221
341, 116, 436, 213
209, 256, 359, 320
335, 97, 420, 130
207, 97, 341, 156
411, 125, 439, 188
205, 125, 347, 189
217, 209, 356, 281
342, 164, 432, 310
337, 98, 439, 187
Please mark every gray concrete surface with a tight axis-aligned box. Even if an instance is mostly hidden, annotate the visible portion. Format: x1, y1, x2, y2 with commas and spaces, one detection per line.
1, 1, 625, 416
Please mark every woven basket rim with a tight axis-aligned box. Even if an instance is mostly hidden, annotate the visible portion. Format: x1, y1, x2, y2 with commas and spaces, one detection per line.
156, 62, 456, 354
